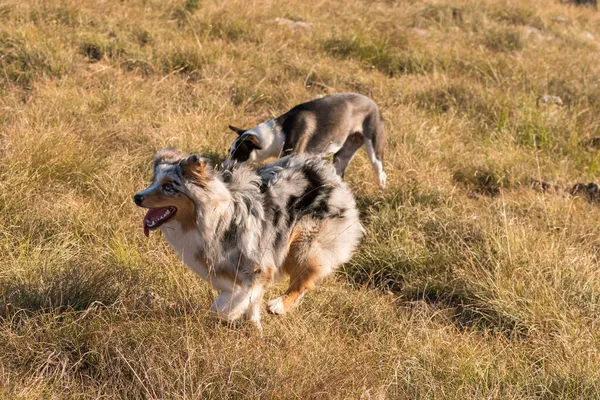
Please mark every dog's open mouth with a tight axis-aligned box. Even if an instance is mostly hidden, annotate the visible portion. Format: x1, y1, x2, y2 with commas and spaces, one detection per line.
143, 207, 177, 237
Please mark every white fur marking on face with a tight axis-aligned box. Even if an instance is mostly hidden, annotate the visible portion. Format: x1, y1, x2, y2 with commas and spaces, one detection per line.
138, 166, 169, 197
245, 119, 285, 161
226, 144, 236, 164
365, 139, 387, 189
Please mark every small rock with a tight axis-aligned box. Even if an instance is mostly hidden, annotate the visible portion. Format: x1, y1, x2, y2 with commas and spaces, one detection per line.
411, 299, 429, 311
140, 291, 175, 309
553, 16, 567, 23
584, 32, 595, 40
273, 18, 313, 31
530, 179, 559, 192
410, 28, 431, 37
523, 26, 542, 35
537, 94, 563, 106
523, 26, 554, 41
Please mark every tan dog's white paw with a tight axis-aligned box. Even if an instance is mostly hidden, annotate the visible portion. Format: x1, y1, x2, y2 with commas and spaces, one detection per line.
379, 171, 387, 190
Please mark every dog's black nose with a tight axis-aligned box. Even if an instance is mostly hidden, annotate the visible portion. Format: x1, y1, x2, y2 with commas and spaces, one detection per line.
133, 194, 144, 205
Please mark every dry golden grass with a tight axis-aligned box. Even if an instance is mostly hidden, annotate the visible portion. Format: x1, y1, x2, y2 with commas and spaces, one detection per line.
2, 0, 600, 398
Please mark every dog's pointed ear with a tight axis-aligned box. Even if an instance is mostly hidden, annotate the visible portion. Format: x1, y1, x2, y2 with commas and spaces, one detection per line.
246, 134, 262, 150
228, 125, 246, 136
180, 154, 209, 187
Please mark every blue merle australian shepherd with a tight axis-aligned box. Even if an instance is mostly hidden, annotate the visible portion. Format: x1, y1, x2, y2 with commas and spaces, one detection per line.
134, 148, 363, 328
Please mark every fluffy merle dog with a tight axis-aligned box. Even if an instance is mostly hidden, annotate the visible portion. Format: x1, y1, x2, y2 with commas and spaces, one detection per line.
134, 148, 363, 328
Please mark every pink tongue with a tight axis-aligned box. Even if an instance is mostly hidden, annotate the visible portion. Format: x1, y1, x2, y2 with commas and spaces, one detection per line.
143, 207, 171, 237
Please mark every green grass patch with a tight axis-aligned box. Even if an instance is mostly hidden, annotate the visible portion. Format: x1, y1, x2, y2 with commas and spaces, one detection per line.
345, 188, 527, 336
79, 35, 126, 62
483, 28, 525, 52
322, 35, 434, 76
0, 31, 71, 86
453, 165, 514, 196
411, 4, 467, 29
1, 0, 600, 396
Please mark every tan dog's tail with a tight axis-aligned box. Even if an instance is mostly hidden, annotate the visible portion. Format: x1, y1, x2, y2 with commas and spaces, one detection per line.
372, 110, 386, 163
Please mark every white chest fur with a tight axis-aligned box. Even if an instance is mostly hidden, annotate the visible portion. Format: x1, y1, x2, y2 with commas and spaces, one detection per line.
161, 221, 236, 292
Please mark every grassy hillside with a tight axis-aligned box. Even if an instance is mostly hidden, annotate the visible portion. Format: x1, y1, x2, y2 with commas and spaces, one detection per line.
2, 0, 600, 397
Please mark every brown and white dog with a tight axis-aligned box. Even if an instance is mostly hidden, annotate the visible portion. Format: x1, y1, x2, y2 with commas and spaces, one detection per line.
134, 148, 363, 328
224, 93, 387, 188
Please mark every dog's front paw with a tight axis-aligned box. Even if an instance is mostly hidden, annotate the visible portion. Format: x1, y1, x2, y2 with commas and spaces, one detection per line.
266, 296, 286, 315
210, 291, 249, 321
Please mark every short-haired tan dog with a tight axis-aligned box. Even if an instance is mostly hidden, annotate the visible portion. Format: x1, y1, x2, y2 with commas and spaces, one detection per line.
225, 93, 387, 188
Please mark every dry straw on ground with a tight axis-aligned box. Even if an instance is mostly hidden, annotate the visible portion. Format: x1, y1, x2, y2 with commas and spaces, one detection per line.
2, 0, 600, 398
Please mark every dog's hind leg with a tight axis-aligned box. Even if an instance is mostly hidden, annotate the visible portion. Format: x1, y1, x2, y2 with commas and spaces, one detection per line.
267, 257, 319, 315
282, 113, 314, 156
333, 132, 364, 179
365, 138, 387, 189
363, 113, 387, 189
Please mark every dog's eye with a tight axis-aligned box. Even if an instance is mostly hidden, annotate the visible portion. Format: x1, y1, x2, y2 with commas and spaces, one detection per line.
162, 183, 175, 193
